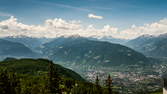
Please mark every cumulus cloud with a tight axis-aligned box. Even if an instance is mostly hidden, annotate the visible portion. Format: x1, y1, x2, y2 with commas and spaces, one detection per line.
88, 14, 103, 19
0, 16, 116, 38
119, 18, 167, 39
0, 16, 167, 39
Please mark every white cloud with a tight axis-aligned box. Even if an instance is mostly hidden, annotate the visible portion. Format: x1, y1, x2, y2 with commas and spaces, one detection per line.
0, 16, 167, 39
119, 18, 167, 39
45, 18, 82, 30
88, 14, 103, 19
0, 16, 114, 38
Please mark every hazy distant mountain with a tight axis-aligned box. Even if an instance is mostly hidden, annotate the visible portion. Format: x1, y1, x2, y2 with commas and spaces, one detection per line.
1, 36, 52, 51
126, 34, 167, 57
95, 36, 128, 44
42, 36, 149, 66
0, 39, 38, 58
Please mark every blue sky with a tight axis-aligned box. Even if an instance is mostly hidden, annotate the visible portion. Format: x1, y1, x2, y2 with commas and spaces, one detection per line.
0, 0, 167, 29
0, 0, 167, 39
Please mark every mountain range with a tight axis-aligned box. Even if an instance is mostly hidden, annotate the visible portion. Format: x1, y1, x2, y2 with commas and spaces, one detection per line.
0, 39, 38, 59
1, 33, 167, 65
42, 37, 149, 66
1, 36, 51, 51
126, 34, 167, 57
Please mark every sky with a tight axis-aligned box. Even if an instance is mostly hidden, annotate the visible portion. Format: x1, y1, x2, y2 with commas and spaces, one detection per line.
0, 0, 167, 39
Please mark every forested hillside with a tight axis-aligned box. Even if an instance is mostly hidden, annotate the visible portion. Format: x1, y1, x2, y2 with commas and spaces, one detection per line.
0, 58, 118, 94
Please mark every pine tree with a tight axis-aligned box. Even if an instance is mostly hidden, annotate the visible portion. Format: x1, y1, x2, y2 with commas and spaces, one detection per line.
0, 70, 12, 94
9, 72, 21, 94
48, 61, 61, 94
65, 80, 75, 94
106, 75, 112, 94
31, 85, 41, 94
95, 75, 102, 94
95, 75, 99, 86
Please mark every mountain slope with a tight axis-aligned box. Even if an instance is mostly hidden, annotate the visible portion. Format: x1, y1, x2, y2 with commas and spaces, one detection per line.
0, 39, 37, 57
126, 34, 167, 57
95, 36, 128, 44
0, 58, 84, 81
42, 37, 149, 66
1, 36, 48, 51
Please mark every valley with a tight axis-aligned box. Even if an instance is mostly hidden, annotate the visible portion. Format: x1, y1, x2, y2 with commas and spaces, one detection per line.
0, 1, 166, 93
54, 59, 165, 94
0, 35, 167, 94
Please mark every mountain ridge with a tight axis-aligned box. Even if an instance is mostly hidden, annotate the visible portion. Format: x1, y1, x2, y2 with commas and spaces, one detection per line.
42, 37, 150, 66
0, 39, 38, 57
126, 33, 167, 57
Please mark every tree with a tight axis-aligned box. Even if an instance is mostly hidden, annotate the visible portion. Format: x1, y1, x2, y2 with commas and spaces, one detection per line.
31, 85, 41, 94
9, 72, 21, 94
95, 75, 99, 86
95, 75, 102, 94
65, 80, 75, 94
48, 61, 61, 94
106, 75, 112, 94
0, 70, 11, 94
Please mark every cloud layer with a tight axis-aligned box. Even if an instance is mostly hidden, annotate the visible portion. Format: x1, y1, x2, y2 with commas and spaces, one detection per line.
88, 14, 103, 19
0, 16, 167, 39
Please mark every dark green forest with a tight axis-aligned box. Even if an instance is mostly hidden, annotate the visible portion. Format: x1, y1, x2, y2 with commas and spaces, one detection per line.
0, 58, 118, 94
